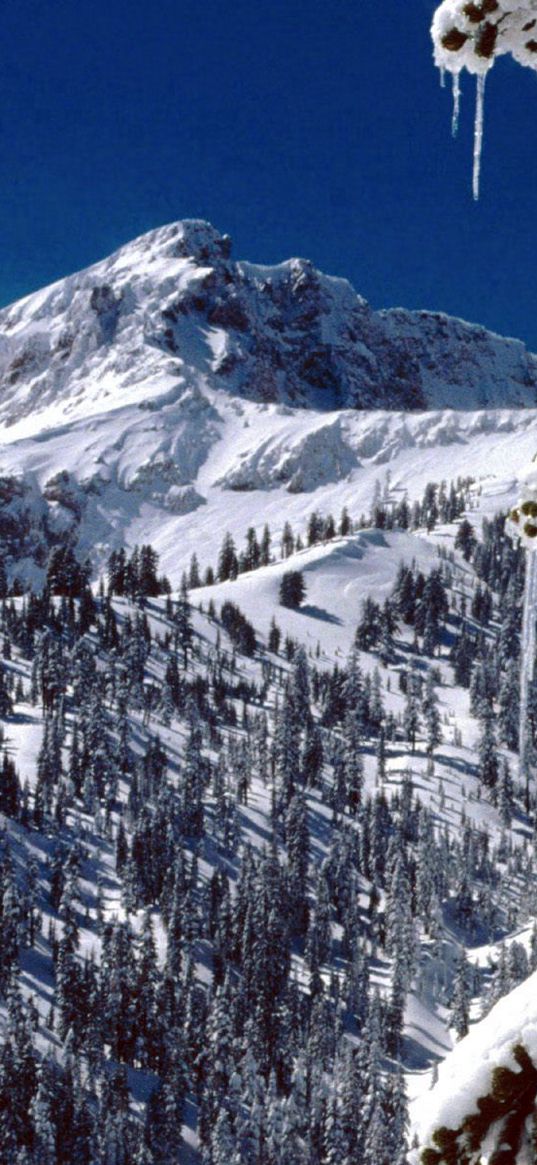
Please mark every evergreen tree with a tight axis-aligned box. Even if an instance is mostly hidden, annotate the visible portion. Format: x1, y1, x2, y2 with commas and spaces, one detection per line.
454, 518, 476, 561
403, 673, 421, 754
498, 660, 520, 750
268, 616, 282, 654
285, 790, 310, 936
31, 1061, 56, 1165
180, 716, 206, 838
478, 711, 499, 793
339, 506, 352, 536
355, 598, 382, 651
423, 672, 442, 758
281, 521, 295, 558
174, 579, 193, 668
260, 523, 272, 566
188, 552, 201, 589
218, 533, 239, 582
451, 950, 471, 1039
379, 601, 397, 665
279, 571, 306, 610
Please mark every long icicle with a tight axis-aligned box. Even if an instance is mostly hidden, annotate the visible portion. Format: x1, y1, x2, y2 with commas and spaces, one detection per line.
472, 72, 487, 201
451, 71, 461, 138
519, 550, 537, 801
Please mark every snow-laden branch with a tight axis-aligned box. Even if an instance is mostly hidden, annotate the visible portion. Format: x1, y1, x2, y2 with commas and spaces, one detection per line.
432, 1, 537, 75
510, 460, 537, 548
412, 969, 537, 1163
432, 2, 537, 196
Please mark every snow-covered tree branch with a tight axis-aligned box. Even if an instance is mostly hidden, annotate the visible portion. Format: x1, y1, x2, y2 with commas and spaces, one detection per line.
432, 1, 537, 195
413, 971, 537, 1164
432, 1, 537, 74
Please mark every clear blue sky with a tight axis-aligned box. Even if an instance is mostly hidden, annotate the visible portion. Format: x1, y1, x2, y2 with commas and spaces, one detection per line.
2, 0, 537, 346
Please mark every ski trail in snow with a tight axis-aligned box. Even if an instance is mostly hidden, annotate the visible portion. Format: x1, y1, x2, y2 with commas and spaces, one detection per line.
473, 73, 486, 201
520, 549, 537, 787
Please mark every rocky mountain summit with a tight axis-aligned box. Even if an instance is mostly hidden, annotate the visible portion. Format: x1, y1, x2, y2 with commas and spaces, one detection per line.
1, 219, 536, 438
0, 219, 537, 593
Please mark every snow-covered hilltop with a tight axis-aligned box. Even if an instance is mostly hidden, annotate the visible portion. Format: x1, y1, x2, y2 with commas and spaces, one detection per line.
1, 219, 537, 441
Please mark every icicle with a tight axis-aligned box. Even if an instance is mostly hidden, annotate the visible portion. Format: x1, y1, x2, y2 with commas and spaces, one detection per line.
472, 72, 487, 201
440, 66, 446, 90
519, 550, 537, 794
451, 71, 461, 137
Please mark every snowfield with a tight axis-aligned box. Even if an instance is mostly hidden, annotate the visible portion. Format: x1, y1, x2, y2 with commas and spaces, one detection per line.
0, 390, 536, 588
193, 529, 441, 661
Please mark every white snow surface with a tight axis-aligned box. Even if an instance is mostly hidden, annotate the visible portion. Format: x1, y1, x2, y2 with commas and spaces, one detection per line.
1, 391, 537, 586
194, 528, 440, 658
411, 969, 537, 1156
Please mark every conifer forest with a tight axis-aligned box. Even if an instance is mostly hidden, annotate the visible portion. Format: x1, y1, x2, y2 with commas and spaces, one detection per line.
0, 479, 533, 1164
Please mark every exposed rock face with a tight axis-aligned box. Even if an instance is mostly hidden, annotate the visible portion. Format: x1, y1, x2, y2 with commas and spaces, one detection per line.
0, 219, 535, 437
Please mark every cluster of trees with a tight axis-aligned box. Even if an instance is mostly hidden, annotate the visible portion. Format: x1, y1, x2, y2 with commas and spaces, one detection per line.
107, 544, 171, 601
368, 476, 473, 535
446, 516, 527, 808
186, 478, 474, 607
190, 525, 272, 587
0, 476, 477, 611
190, 509, 350, 590
0, 577, 422, 1162
45, 546, 92, 599
220, 601, 257, 657
353, 562, 450, 663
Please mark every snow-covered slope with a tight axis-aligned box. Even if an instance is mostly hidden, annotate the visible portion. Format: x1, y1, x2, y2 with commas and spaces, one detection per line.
193, 528, 441, 659
1, 219, 537, 444
0, 389, 535, 588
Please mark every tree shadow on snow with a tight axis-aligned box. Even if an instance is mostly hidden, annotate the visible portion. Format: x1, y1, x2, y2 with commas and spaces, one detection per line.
402, 1030, 449, 1072
299, 604, 341, 625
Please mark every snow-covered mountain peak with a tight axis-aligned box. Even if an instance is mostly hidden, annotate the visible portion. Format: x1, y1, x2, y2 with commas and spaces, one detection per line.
1, 219, 537, 442
96, 218, 233, 277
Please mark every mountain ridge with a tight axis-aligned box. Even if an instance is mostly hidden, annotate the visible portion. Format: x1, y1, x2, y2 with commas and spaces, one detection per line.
0, 218, 536, 442
0, 218, 535, 595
